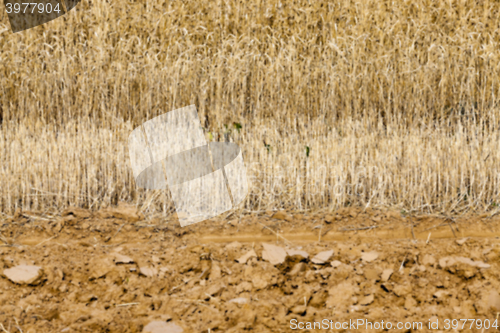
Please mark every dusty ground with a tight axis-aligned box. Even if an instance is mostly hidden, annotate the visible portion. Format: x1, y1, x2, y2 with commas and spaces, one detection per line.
2, 205, 500, 332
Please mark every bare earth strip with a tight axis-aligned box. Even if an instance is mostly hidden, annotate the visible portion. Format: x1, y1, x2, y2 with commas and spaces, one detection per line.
1, 207, 500, 332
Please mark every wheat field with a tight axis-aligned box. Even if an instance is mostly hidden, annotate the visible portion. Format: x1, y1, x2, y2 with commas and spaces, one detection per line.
1, 0, 500, 217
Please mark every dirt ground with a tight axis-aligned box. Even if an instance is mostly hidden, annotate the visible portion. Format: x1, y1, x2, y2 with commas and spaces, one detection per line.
2, 205, 500, 332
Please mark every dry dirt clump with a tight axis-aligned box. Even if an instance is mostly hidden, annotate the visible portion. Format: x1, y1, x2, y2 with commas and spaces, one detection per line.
3, 265, 43, 285
1, 208, 500, 331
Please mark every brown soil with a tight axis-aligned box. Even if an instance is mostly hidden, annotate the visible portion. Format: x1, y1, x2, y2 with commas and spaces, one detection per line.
1, 206, 500, 332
